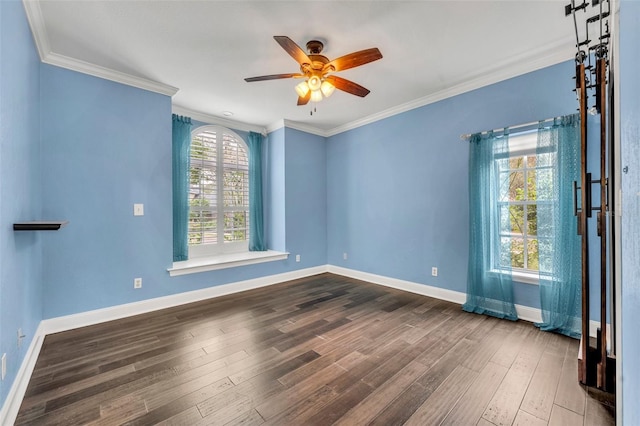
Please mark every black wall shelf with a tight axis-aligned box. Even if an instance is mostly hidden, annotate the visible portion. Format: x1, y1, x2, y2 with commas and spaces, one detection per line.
13, 221, 69, 231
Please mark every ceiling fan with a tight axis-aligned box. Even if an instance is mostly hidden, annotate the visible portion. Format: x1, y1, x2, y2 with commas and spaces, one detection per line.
245, 36, 383, 105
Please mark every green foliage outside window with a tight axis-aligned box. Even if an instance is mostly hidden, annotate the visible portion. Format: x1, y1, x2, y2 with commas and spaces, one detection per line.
499, 155, 543, 271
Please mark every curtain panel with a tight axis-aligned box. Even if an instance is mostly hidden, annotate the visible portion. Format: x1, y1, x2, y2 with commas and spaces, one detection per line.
247, 131, 266, 251
535, 114, 582, 338
463, 131, 518, 320
172, 114, 192, 262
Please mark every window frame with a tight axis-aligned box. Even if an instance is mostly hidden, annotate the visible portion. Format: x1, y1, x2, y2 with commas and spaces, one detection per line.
491, 131, 554, 283
188, 125, 250, 259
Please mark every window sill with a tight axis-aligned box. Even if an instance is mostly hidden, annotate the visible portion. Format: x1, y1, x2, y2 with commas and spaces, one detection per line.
489, 269, 539, 285
168, 250, 289, 277
512, 270, 539, 285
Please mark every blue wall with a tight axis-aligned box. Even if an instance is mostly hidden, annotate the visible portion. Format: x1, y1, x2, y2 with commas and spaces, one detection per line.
2, 0, 636, 418
284, 128, 327, 268
619, 1, 640, 423
266, 127, 286, 252
327, 61, 582, 310
0, 0, 43, 409
39, 66, 327, 319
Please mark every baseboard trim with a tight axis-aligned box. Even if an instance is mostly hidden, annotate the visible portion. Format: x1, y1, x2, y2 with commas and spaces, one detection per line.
42, 265, 328, 335
1, 263, 605, 425
0, 322, 46, 426
0, 265, 327, 426
327, 265, 467, 304
327, 265, 603, 338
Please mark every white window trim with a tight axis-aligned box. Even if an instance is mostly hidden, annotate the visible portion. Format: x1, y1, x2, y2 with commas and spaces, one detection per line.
168, 250, 289, 277
488, 268, 540, 285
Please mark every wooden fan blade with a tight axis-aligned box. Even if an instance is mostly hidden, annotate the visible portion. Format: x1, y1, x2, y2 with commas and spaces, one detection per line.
297, 91, 311, 106
245, 73, 303, 82
274, 36, 312, 66
325, 75, 370, 97
326, 48, 382, 72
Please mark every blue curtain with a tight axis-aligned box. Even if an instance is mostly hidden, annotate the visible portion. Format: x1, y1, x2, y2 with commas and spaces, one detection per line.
247, 131, 266, 251
535, 114, 582, 338
172, 114, 192, 261
463, 131, 518, 320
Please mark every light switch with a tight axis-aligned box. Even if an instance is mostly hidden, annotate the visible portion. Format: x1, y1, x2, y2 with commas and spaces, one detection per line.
134, 204, 144, 216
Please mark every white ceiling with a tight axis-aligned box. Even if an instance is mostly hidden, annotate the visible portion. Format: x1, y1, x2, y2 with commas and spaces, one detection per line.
24, 1, 576, 135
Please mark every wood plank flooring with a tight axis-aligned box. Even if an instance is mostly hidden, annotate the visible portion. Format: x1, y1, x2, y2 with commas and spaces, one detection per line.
15, 273, 615, 425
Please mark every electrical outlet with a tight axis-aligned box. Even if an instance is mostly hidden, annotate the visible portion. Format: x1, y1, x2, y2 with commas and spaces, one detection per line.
343, 252, 348, 260
134, 278, 142, 289
295, 254, 301, 263
2, 353, 6, 380
431, 267, 438, 277
133, 204, 144, 216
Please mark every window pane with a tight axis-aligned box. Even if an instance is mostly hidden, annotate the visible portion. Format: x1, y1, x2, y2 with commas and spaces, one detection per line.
499, 205, 511, 234
510, 237, 525, 269
527, 155, 536, 168
537, 168, 554, 200
189, 127, 251, 250
496, 158, 510, 172
536, 204, 553, 237
509, 171, 525, 201
527, 170, 537, 201
509, 205, 525, 235
188, 211, 217, 245
509, 157, 524, 169
537, 152, 554, 167
190, 130, 218, 247
500, 237, 512, 268
538, 238, 553, 273
223, 170, 249, 207
527, 238, 539, 271
527, 205, 537, 236
223, 211, 248, 242
499, 172, 511, 201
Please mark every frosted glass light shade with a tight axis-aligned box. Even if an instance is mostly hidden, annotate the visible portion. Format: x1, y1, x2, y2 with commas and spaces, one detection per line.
310, 90, 323, 102
321, 80, 335, 97
295, 81, 310, 97
307, 75, 322, 91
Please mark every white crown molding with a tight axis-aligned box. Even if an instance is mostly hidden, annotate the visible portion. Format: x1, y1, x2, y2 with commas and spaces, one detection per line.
43, 52, 179, 96
22, 0, 178, 97
325, 39, 576, 137
173, 105, 267, 135
23, 0, 575, 138
22, 0, 49, 61
267, 119, 329, 138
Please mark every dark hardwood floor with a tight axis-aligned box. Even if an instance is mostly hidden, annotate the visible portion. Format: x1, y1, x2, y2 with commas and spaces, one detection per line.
15, 273, 615, 425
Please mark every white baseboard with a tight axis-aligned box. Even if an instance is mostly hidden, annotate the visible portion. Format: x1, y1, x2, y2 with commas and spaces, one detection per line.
1, 263, 606, 426
327, 265, 542, 323
327, 265, 604, 338
41, 265, 328, 335
0, 265, 327, 426
327, 265, 467, 305
0, 322, 46, 426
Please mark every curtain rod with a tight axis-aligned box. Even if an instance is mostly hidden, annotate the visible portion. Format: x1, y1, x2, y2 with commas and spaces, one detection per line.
460, 116, 563, 141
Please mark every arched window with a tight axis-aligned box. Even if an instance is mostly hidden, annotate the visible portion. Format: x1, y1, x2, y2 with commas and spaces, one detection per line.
189, 125, 249, 257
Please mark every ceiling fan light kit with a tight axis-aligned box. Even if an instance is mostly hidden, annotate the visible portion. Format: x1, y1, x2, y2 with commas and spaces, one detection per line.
245, 36, 382, 106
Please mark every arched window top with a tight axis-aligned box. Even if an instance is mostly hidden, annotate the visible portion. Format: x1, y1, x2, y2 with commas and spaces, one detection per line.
191, 125, 248, 152
189, 125, 250, 257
